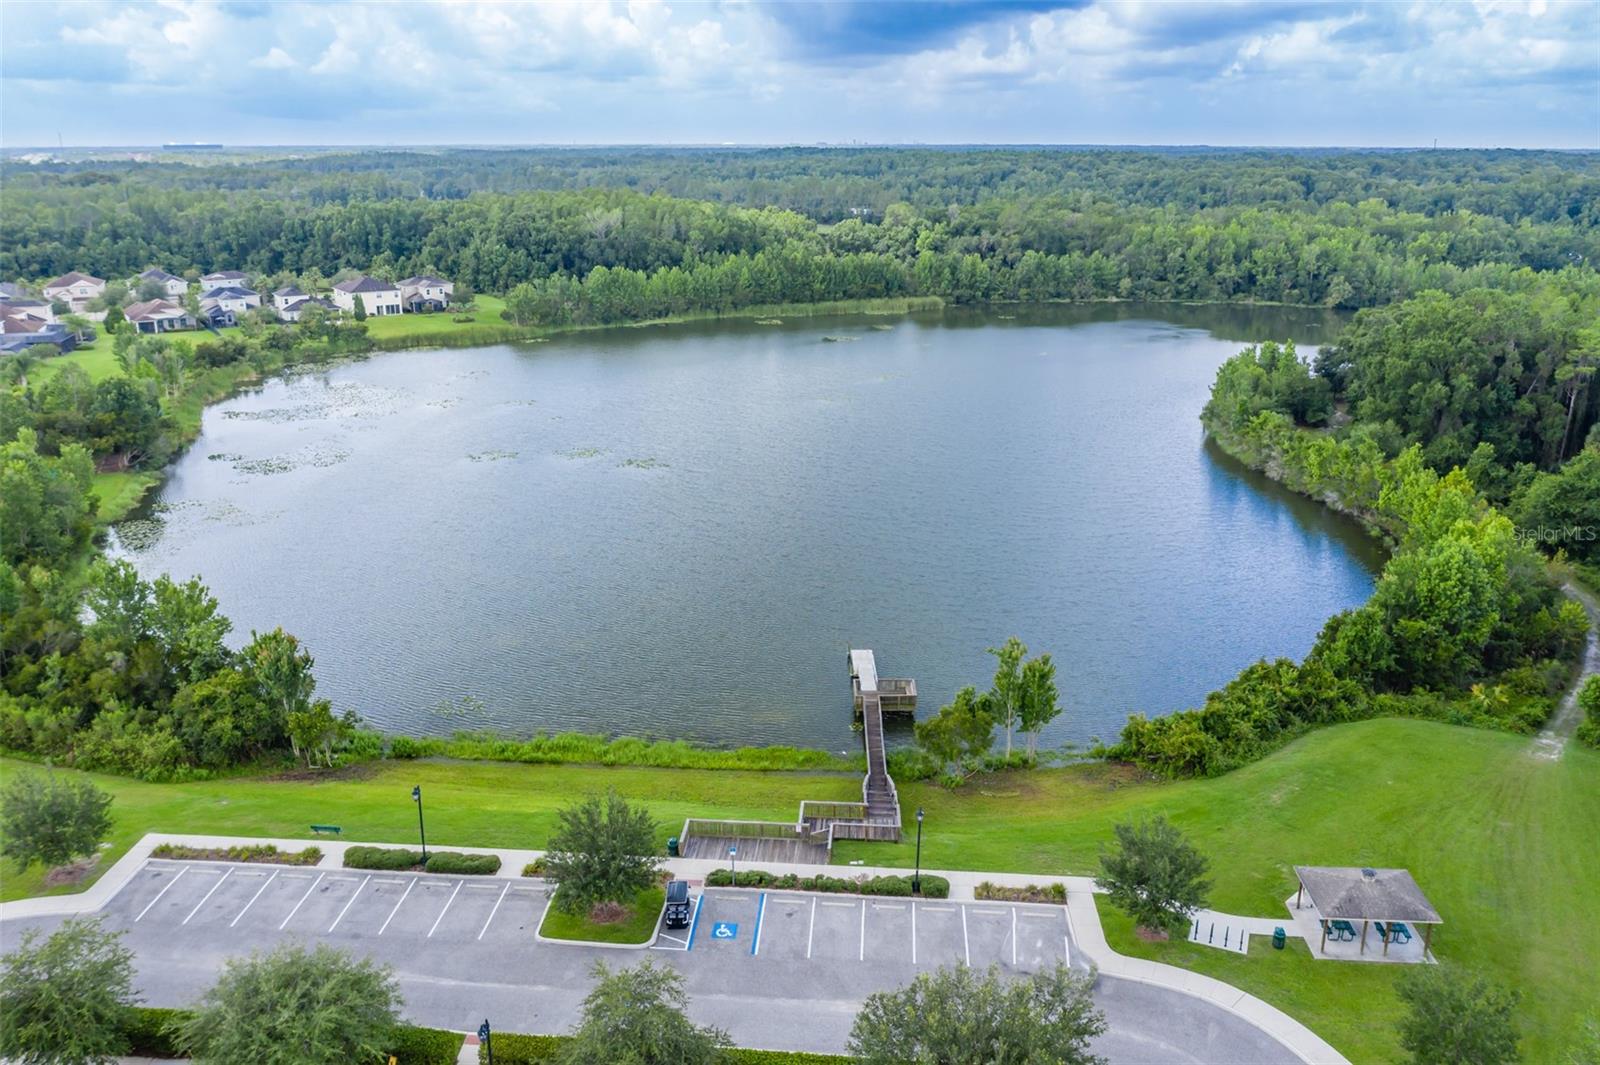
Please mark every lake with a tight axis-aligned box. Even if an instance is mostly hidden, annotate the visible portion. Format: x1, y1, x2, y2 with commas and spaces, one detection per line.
114, 303, 1383, 754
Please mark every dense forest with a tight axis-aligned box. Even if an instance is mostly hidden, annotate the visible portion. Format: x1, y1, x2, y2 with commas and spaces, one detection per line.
4, 149, 1599, 315
2, 146, 1598, 779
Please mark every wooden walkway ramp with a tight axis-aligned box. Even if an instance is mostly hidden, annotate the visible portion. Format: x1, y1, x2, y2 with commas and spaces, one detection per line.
677, 649, 911, 864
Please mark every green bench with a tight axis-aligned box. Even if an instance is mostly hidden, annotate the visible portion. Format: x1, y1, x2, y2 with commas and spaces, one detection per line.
310, 824, 342, 836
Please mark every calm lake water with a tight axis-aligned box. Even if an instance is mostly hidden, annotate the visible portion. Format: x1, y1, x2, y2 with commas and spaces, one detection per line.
115, 304, 1383, 753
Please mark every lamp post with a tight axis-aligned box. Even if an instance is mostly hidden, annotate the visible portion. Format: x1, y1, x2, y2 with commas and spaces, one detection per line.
729, 845, 738, 887
912, 807, 925, 895
478, 1020, 492, 1065
412, 785, 428, 860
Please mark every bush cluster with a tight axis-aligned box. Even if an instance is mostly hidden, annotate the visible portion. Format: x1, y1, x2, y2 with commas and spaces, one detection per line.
150, 843, 321, 866
423, 851, 501, 875
703, 868, 949, 899
479, 1031, 847, 1064
384, 1024, 466, 1064
343, 846, 425, 871
116, 1007, 462, 1064
974, 881, 1067, 904
389, 731, 855, 772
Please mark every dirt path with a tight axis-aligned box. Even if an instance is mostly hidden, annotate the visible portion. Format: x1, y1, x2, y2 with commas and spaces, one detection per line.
1531, 580, 1600, 761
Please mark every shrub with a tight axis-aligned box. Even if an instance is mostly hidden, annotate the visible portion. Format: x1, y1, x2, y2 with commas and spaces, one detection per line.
1577, 675, 1600, 748
344, 846, 425, 871
389, 736, 425, 759
975, 881, 1067, 905
0, 771, 114, 870
123, 1006, 194, 1057
424, 851, 501, 875
522, 859, 550, 878
385, 1024, 465, 1065
151, 843, 321, 866
481, 1032, 565, 1064
702, 869, 949, 899
588, 900, 629, 924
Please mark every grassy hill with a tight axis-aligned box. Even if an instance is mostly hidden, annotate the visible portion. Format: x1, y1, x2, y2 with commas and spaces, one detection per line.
4, 718, 1595, 1062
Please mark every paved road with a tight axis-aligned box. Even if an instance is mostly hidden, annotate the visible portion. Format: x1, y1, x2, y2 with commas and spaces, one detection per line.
0, 859, 1301, 1063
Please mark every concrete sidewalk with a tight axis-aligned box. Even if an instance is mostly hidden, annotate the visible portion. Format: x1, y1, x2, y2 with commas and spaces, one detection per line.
2, 832, 1349, 1064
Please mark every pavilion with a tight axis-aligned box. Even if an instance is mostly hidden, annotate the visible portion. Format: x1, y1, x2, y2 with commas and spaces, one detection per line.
1288, 865, 1442, 962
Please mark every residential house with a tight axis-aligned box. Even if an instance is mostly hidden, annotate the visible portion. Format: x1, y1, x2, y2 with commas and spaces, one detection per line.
42, 271, 107, 312
198, 286, 261, 328
124, 299, 196, 334
0, 282, 25, 300
200, 270, 250, 293
0, 297, 57, 325
398, 275, 455, 313
332, 276, 402, 316
136, 268, 189, 301
278, 295, 337, 323
0, 315, 76, 354
272, 284, 306, 312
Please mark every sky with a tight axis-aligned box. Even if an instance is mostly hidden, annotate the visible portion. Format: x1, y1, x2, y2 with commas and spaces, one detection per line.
2, 0, 1597, 149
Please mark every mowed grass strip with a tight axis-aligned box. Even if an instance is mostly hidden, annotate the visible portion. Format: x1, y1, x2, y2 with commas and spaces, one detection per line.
2, 719, 1595, 1062
538, 886, 665, 946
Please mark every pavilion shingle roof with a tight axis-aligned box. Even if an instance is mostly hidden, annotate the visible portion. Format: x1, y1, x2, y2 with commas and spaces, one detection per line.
1295, 866, 1442, 923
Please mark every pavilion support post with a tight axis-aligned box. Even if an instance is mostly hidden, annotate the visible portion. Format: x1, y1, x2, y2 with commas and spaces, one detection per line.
1424, 925, 1434, 957
1361, 919, 1369, 955
1319, 923, 1327, 954
1296, 882, 1303, 910
1383, 926, 1391, 956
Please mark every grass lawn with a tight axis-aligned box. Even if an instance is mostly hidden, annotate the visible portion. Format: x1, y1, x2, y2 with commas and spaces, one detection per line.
538, 886, 665, 945
3, 719, 1595, 1061
361, 296, 516, 344
91, 470, 161, 522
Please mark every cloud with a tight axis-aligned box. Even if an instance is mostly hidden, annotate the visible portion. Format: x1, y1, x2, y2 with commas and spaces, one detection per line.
1, 1, 1594, 147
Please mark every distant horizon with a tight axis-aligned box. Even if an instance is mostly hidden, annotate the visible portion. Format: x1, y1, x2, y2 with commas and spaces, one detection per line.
6, 141, 1597, 153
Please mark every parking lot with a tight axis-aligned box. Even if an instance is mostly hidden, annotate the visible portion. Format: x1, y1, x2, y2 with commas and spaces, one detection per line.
2, 859, 1301, 1063
662, 888, 1072, 975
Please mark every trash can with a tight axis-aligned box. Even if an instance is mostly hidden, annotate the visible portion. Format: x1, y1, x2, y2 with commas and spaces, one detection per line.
1272, 926, 1286, 950
667, 836, 680, 857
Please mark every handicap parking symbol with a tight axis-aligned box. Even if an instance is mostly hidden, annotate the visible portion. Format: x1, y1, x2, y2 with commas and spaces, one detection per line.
711, 921, 738, 940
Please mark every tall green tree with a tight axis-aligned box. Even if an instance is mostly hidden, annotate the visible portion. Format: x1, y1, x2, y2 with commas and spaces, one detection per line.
1396, 964, 1520, 1065
0, 428, 95, 567
543, 791, 662, 914
914, 685, 996, 777
0, 917, 137, 1065
987, 635, 1027, 758
1018, 652, 1062, 758
0, 772, 114, 871
1096, 816, 1212, 936
555, 961, 728, 1065
178, 943, 401, 1065
849, 963, 1106, 1065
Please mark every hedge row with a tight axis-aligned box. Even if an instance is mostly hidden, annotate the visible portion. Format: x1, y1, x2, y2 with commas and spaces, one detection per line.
119, 1007, 461, 1064
149, 843, 322, 866
342, 846, 501, 875
480, 1032, 846, 1064
703, 868, 949, 899
974, 880, 1067, 904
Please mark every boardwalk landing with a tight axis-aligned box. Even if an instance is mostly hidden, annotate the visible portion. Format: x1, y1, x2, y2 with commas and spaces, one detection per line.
679, 650, 911, 864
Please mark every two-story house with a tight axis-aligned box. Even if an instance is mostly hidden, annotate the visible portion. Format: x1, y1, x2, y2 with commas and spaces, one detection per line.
200, 270, 251, 293
398, 276, 455, 313
199, 286, 262, 326
332, 276, 402, 316
42, 272, 107, 312
136, 268, 189, 301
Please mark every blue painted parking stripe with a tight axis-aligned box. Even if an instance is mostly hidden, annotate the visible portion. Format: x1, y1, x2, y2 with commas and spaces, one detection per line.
751, 893, 767, 956
685, 893, 704, 951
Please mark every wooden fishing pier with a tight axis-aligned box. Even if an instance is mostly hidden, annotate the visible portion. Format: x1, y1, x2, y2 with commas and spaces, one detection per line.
677, 649, 915, 863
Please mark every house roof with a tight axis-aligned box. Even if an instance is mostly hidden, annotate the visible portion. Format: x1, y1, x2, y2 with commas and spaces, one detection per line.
202, 286, 258, 299
284, 296, 336, 311
139, 268, 182, 283
2, 316, 52, 334
333, 276, 399, 294
45, 271, 106, 288
399, 275, 451, 287
0, 297, 48, 310
1294, 866, 1442, 924
0, 282, 25, 298
274, 284, 305, 297
202, 270, 248, 280
124, 299, 189, 322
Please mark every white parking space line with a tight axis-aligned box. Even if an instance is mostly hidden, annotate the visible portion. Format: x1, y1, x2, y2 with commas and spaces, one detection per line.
479, 882, 510, 941
962, 904, 970, 966
1012, 908, 1018, 966
859, 899, 866, 962
806, 897, 816, 960
327, 875, 360, 882
329, 875, 371, 932
911, 902, 916, 965
427, 881, 463, 938
377, 877, 417, 936
971, 907, 1007, 915
508, 887, 543, 895
818, 901, 856, 907
280, 873, 313, 880
135, 867, 188, 922
280, 872, 324, 929
230, 869, 279, 927
1063, 908, 1071, 967
372, 878, 407, 885
182, 868, 233, 925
